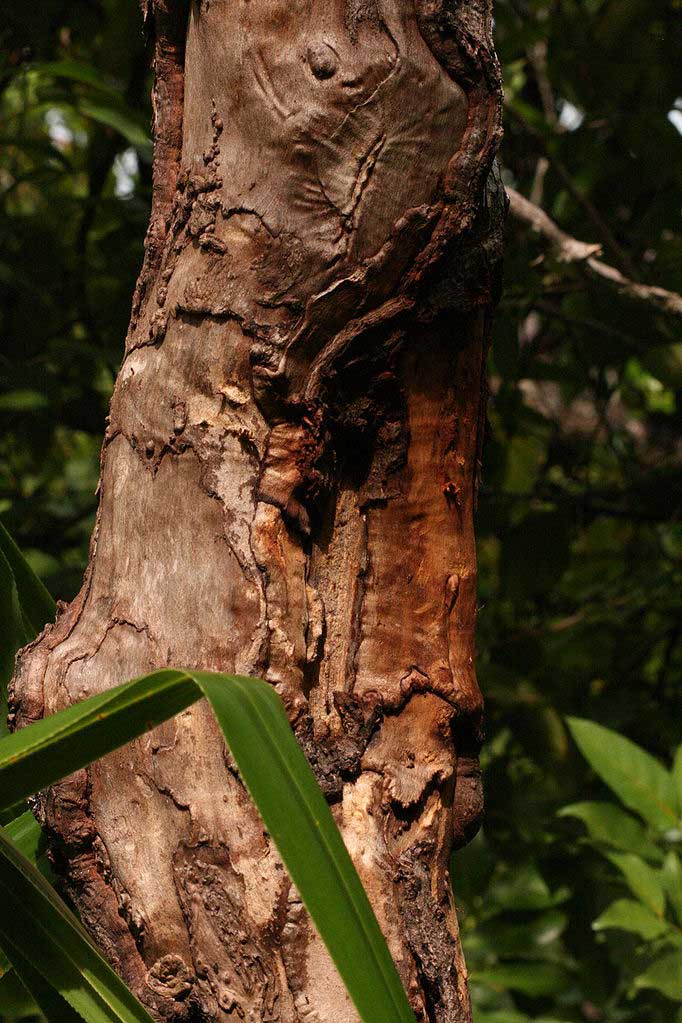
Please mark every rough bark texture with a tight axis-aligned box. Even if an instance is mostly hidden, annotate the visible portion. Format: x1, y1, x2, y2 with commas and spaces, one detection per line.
10, 2, 504, 1021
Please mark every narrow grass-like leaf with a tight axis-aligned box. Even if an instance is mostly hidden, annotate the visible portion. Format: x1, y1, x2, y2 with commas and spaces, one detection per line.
5, 808, 51, 877
0, 668, 417, 1023
0, 668, 197, 809
191, 670, 416, 1023
0, 930, 84, 1023
0, 969, 41, 1020
0, 826, 156, 1022
0, 519, 56, 636
566, 717, 678, 830
0, 547, 32, 740
0, 811, 51, 982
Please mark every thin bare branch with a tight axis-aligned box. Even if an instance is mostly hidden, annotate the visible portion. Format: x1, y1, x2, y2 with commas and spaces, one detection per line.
507, 186, 682, 319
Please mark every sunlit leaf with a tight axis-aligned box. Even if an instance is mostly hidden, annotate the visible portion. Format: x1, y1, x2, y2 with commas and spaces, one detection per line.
633, 951, 682, 1001
592, 899, 670, 941
566, 718, 678, 830
662, 852, 682, 926
603, 852, 665, 917
558, 801, 663, 862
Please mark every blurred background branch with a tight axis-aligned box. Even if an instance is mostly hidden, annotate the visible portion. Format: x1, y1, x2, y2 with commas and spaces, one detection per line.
507, 186, 682, 317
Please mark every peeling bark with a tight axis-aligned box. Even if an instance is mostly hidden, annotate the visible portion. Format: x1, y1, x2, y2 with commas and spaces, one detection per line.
10, 2, 504, 1020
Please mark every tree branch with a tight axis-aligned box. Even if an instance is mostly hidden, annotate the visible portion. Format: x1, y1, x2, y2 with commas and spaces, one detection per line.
507, 186, 682, 319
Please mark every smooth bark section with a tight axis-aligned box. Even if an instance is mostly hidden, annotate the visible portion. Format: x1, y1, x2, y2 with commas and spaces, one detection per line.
11, 1, 503, 1020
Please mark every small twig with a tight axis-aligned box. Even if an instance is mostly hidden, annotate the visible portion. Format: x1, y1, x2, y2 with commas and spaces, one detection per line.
506, 102, 638, 278
507, 186, 682, 319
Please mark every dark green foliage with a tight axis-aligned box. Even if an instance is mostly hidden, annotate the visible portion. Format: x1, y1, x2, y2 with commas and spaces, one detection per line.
1, 2, 681, 1022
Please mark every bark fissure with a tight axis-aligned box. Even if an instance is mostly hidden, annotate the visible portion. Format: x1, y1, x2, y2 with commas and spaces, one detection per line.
10, 2, 504, 1020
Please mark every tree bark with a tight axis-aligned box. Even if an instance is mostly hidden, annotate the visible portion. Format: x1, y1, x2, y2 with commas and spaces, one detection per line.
10, 2, 503, 1021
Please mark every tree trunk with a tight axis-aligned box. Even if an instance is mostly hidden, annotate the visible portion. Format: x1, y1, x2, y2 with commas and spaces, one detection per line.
11, 2, 503, 1020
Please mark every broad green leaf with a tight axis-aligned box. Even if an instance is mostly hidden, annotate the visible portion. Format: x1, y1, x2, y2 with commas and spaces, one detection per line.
471, 962, 572, 997
474, 1015, 563, 1023
488, 863, 568, 912
0, 826, 156, 1022
0, 519, 56, 637
662, 852, 682, 926
0, 669, 417, 1023
604, 852, 666, 917
37, 59, 123, 98
592, 899, 670, 941
633, 951, 682, 1001
566, 718, 678, 830
474, 910, 567, 960
558, 801, 663, 862
0, 389, 50, 412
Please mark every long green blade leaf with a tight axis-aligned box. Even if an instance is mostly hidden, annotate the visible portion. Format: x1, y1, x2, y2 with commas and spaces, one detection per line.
0, 669, 197, 809
5, 808, 51, 877
191, 670, 416, 1023
0, 811, 52, 983
0, 930, 84, 1023
0, 520, 56, 636
0, 669, 417, 1023
0, 827, 155, 1022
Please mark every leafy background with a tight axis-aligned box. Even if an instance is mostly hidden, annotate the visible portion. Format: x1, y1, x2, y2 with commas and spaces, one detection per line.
1, 1, 681, 1021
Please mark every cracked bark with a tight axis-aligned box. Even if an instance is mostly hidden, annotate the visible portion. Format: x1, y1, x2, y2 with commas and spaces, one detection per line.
10, 1, 504, 1020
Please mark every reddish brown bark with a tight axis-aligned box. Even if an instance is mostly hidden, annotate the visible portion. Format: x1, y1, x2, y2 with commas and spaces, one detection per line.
11, 2, 504, 1020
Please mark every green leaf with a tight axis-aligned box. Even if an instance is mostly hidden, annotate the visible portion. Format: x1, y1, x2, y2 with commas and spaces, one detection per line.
673, 745, 682, 814
558, 801, 663, 862
0, 969, 41, 1021
593, 899, 670, 941
192, 670, 416, 1023
0, 668, 198, 809
633, 951, 682, 1001
5, 809, 51, 878
604, 852, 666, 917
566, 718, 678, 830
0, 519, 56, 637
78, 98, 152, 155
471, 962, 572, 997
475, 910, 567, 960
0, 826, 156, 1022
37, 59, 123, 98
662, 852, 682, 926
0, 547, 32, 734
488, 863, 568, 912
0, 669, 417, 1023
0, 929, 84, 1023
0, 389, 50, 412
0, 808, 50, 991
